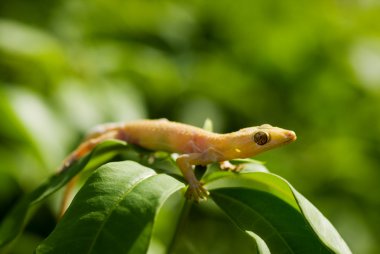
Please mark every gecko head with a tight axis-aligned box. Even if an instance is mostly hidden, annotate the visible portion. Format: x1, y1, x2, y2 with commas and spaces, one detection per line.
237, 124, 296, 157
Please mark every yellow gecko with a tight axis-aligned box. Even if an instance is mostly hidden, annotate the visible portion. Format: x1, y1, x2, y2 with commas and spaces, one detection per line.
59, 119, 296, 203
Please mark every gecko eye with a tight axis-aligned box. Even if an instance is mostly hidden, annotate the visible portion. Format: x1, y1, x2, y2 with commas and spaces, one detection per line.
253, 131, 270, 145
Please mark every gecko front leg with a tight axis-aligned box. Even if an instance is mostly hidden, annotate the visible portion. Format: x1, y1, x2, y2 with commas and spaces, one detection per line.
219, 160, 244, 172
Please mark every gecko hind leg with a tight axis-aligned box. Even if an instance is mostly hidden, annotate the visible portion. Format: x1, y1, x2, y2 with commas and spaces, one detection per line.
176, 153, 210, 202
58, 129, 122, 217
59, 129, 122, 172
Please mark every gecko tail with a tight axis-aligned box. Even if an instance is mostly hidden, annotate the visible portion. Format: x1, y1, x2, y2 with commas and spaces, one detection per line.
59, 176, 78, 218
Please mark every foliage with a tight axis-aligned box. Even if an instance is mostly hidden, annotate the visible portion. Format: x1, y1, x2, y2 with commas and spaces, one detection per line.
0, 0, 379, 253
0, 141, 350, 253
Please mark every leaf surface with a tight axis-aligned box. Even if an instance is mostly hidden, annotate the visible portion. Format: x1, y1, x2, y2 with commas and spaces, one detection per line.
205, 170, 351, 254
0, 140, 126, 247
36, 161, 184, 254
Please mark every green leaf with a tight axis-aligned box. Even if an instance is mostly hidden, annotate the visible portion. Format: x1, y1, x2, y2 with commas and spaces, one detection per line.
0, 19, 65, 64
205, 171, 351, 254
291, 188, 352, 254
245, 231, 271, 254
0, 140, 126, 248
36, 161, 184, 254
202, 118, 213, 132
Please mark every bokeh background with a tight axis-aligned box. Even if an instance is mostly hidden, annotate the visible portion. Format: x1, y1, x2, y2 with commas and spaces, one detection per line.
0, 0, 379, 253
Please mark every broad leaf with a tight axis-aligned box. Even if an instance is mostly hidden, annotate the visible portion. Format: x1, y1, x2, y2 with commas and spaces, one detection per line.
205, 170, 351, 254
0, 140, 126, 247
36, 161, 184, 254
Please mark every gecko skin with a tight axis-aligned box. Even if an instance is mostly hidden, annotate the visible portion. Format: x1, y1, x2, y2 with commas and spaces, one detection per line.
60, 119, 296, 202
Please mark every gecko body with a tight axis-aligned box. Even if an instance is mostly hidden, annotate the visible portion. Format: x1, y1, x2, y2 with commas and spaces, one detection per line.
60, 119, 296, 202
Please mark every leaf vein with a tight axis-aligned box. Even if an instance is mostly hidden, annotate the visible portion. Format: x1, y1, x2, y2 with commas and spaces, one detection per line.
86, 170, 156, 253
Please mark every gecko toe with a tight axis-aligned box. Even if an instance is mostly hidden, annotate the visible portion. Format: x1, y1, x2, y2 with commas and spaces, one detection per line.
186, 182, 209, 202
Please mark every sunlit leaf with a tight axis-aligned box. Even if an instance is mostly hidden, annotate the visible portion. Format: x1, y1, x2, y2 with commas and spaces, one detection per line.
36, 161, 184, 253
202, 118, 213, 132
0, 140, 126, 248
245, 231, 271, 254
206, 171, 351, 254
0, 19, 64, 64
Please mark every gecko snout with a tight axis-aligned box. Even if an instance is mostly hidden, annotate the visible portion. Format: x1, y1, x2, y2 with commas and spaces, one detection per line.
285, 131, 297, 141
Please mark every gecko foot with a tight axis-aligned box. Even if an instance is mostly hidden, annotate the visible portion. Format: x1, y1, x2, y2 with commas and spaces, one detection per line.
185, 181, 209, 202
220, 161, 243, 172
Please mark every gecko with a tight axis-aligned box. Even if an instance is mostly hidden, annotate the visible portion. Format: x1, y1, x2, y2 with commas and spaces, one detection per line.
59, 119, 296, 203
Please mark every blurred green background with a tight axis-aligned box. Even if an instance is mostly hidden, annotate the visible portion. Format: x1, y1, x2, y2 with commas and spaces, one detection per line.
0, 0, 379, 253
